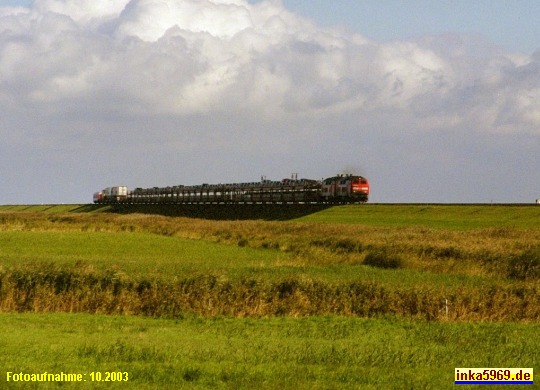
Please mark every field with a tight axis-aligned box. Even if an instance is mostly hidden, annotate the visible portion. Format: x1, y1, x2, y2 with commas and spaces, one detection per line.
0, 204, 538, 388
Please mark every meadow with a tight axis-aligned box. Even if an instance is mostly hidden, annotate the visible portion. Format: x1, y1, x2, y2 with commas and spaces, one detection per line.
0, 313, 538, 389
0, 204, 538, 388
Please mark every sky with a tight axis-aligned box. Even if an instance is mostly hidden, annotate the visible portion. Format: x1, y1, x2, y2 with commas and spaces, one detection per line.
0, 1, 539, 204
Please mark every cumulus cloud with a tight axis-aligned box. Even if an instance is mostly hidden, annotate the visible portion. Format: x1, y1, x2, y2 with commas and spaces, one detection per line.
2, 0, 538, 123
0, 0, 539, 203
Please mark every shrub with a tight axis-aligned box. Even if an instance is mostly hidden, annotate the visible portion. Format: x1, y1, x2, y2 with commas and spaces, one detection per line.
363, 250, 402, 269
237, 238, 248, 247
309, 238, 362, 253
507, 248, 540, 280
434, 246, 463, 259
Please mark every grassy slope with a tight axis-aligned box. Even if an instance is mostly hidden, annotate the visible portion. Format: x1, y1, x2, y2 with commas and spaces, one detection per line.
0, 205, 88, 213
0, 229, 500, 288
298, 204, 540, 229
0, 230, 288, 279
2, 203, 539, 228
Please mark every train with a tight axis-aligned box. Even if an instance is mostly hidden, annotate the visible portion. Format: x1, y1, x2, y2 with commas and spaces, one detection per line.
93, 174, 369, 205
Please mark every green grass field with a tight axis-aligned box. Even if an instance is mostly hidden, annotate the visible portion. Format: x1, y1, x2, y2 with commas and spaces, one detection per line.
0, 204, 538, 388
298, 204, 540, 229
0, 204, 92, 213
0, 313, 537, 389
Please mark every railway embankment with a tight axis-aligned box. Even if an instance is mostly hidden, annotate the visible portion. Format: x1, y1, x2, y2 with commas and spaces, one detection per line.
1, 202, 539, 223
0, 203, 332, 220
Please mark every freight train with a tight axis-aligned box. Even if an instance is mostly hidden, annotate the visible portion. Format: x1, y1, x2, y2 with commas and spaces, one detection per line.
93, 174, 369, 204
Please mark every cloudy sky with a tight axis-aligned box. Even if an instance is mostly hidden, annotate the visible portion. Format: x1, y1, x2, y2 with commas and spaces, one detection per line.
1, 0, 539, 204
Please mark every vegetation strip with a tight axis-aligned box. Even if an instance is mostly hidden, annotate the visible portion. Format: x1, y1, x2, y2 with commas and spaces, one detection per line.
0, 208, 538, 321
1, 269, 539, 320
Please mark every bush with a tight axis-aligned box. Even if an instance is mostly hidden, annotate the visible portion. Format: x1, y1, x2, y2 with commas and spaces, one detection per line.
363, 250, 402, 269
507, 248, 540, 280
309, 238, 362, 253
237, 238, 248, 247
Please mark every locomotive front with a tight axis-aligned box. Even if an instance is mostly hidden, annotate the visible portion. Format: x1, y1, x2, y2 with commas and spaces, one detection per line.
350, 176, 370, 201
321, 175, 369, 203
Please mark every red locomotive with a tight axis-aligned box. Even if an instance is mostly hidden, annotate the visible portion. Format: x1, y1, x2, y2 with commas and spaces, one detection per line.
321, 175, 370, 202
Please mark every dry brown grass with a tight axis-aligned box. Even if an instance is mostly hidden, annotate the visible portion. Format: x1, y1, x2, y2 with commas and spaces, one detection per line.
1, 265, 538, 321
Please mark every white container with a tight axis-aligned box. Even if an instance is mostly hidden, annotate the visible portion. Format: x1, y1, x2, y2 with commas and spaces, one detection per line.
111, 186, 128, 196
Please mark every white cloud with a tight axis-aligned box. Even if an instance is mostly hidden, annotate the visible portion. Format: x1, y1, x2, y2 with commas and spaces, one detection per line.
2, 0, 539, 125
33, 0, 129, 26
0, 6, 29, 17
1, 0, 530, 120
116, 0, 255, 41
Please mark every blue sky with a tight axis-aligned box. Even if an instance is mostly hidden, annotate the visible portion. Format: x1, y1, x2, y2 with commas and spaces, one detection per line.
0, 1, 539, 203
270, 0, 540, 53
4, 0, 540, 53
